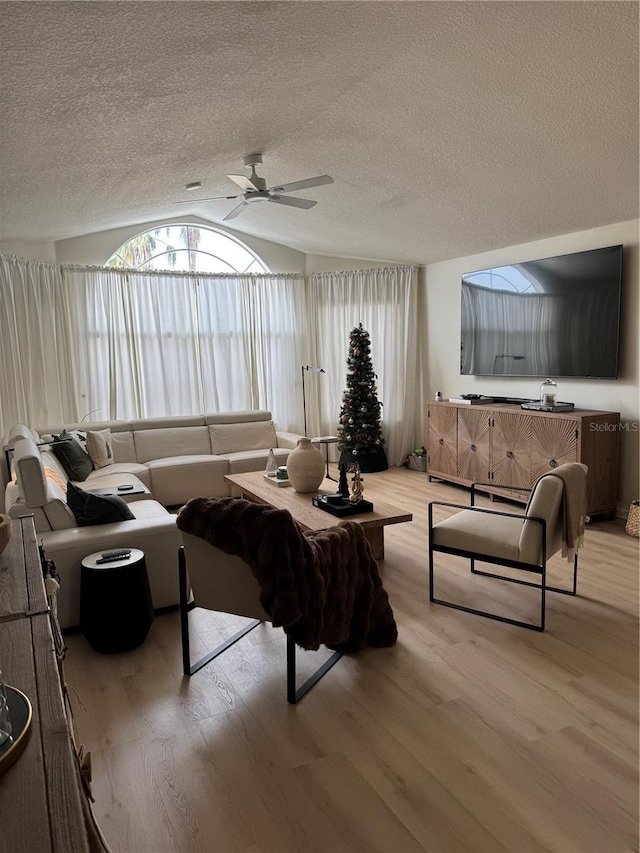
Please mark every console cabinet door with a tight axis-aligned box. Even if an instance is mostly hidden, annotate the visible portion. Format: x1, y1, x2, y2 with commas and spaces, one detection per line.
490, 411, 531, 491
530, 416, 578, 481
427, 404, 457, 478
457, 408, 491, 483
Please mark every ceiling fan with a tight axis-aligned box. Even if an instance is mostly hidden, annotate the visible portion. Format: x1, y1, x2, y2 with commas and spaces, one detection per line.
175, 154, 334, 221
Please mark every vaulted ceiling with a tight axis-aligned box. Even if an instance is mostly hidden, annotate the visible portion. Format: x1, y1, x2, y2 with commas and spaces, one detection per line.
1, 1, 638, 264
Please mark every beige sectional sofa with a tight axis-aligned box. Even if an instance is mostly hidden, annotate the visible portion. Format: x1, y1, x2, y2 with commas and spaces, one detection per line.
3, 411, 300, 629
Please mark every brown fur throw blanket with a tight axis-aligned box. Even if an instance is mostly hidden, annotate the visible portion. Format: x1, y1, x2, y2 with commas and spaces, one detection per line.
177, 497, 397, 653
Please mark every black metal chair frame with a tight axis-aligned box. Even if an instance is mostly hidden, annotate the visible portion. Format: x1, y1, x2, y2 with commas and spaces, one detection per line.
428, 483, 578, 632
178, 546, 342, 703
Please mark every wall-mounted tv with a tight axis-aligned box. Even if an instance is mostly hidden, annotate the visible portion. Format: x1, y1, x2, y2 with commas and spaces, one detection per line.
460, 244, 623, 379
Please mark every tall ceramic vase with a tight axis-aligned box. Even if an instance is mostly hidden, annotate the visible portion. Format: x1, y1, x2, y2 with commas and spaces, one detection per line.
286, 438, 325, 493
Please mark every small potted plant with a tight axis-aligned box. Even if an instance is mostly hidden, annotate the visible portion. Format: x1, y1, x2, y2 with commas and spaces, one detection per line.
402, 446, 427, 472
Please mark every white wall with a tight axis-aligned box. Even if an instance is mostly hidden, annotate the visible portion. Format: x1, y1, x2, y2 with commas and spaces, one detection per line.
305, 254, 397, 273
54, 215, 306, 272
425, 219, 639, 516
0, 240, 56, 261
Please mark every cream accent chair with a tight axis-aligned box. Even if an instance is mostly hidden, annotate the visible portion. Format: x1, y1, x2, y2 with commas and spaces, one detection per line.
179, 532, 342, 704
428, 464, 586, 631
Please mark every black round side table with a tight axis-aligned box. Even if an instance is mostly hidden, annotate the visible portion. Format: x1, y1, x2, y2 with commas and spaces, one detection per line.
80, 548, 154, 653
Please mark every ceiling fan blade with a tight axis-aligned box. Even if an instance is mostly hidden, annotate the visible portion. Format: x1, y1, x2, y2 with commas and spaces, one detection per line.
227, 173, 259, 191
268, 195, 317, 210
269, 175, 334, 194
174, 195, 239, 204
223, 201, 248, 221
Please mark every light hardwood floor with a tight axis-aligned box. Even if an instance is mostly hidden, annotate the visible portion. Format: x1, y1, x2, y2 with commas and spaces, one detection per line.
63, 467, 639, 853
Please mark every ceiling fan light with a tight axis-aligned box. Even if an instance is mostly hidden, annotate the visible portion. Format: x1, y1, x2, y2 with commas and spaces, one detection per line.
244, 191, 270, 204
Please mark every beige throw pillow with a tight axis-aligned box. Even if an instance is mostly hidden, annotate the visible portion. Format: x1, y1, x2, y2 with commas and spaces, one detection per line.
86, 429, 114, 469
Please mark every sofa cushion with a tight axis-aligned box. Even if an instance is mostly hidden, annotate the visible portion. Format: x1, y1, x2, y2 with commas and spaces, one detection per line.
13, 437, 48, 506
222, 447, 290, 474
67, 481, 135, 526
205, 410, 271, 425
82, 472, 149, 501
133, 426, 211, 463
6, 423, 40, 445
86, 462, 152, 489
208, 420, 278, 455
146, 455, 230, 506
52, 432, 94, 480
86, 429, 115, 468
42, 479, 76, 530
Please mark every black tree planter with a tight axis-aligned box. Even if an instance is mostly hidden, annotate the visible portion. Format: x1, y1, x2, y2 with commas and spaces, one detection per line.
339, 446, 388, 473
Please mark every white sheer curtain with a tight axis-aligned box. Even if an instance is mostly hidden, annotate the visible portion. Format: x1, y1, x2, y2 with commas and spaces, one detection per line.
0, 255, 82, 429
0, 253, 419, 458
64, 265, 306, 425
245, 274, 307, 431
64, 266, 205, 419
0, 257, 306, 435
196, 272, 306, 429
307, 266, 420, 465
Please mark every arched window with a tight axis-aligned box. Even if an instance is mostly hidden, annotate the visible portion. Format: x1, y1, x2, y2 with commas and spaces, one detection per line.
106, 224, 268, 273
464, 265, 539, 293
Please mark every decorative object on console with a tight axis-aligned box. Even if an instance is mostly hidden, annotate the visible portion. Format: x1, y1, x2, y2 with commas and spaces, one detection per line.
0, 684, 32, 777
0, 513, 11, 555
286, 437, 325, 493
337, 324, 388, 473
521, 401, 575, 413
448, 396, 494, 405
301, 365, 325, 437
0, 658, 12, 747
539, 378, 558, 407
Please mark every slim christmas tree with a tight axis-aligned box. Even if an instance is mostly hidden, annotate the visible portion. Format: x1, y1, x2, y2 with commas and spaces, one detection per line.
337, 324, 388, 472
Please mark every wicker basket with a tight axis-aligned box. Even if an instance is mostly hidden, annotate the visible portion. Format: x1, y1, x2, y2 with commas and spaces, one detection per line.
408, 454, 427, 473
625, 500, 640, 538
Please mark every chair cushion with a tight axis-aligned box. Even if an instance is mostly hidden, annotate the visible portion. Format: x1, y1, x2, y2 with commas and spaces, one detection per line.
432, 509, 522, 562
67, 481, 135, 526
520, 475, 564, 563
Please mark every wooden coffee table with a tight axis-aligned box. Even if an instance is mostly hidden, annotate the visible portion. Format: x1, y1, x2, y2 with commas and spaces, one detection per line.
224, 471, 412, 560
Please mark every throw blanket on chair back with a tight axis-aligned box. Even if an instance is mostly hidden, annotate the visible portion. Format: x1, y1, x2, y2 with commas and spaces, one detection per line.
177, 496, 398, 653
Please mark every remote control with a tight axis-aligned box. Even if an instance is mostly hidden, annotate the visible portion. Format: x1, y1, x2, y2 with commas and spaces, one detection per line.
117, 484, 134, 491
96, 553, 131, 564
101, 549, 131, 558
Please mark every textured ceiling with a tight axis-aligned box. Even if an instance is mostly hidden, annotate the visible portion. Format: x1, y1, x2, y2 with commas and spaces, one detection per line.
0, 1, 638, 264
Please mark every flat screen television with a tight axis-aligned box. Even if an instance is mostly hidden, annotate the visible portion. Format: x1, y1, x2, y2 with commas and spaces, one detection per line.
460, 244, 623, 379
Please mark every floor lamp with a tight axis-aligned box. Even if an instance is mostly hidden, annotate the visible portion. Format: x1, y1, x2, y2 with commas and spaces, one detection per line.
301, 365, 325, 438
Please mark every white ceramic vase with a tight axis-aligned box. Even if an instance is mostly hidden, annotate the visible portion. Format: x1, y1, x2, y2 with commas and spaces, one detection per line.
286, 438, 325, 493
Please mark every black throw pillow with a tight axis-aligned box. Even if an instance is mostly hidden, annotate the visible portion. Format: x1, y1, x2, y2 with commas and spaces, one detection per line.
52, 431, 94, 481
67, 481, 135, 526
